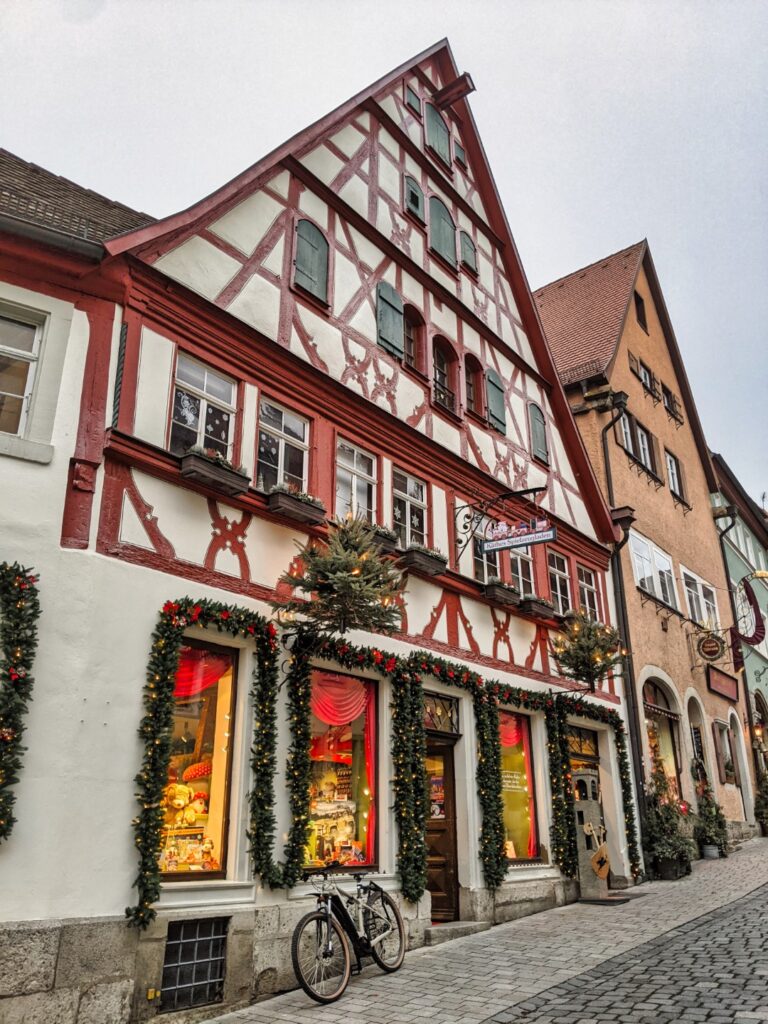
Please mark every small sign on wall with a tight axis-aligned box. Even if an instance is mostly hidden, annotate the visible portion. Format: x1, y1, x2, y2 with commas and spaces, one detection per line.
707, 665, 739, 703
483, 517, 557, 553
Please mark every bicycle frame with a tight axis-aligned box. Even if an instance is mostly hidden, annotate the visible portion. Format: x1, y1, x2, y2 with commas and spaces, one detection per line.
315, 880, 395, 975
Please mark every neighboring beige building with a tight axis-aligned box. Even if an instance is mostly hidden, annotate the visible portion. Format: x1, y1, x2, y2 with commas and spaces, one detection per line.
536, 241, 755, 836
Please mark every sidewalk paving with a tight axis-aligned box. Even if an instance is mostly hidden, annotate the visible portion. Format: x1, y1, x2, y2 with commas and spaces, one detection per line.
205, 838, 768, 1024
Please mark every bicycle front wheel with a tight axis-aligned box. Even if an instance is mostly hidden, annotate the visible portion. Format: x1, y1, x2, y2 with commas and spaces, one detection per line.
291, 910, 351, 1003
365, 889, 406, 972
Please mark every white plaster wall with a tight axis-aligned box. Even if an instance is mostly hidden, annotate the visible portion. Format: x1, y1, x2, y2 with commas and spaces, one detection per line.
154, 235, 240, 302
208, 190, 284, 256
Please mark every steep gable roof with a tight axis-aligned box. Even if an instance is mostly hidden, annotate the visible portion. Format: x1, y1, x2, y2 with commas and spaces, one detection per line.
0, 148, 154, 244
533, 241, 646, 385
712, 452, 768, 548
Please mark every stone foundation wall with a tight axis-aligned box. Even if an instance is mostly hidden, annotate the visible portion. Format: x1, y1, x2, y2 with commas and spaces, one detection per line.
459, 875, 579, 925
0, 891, 433, 1023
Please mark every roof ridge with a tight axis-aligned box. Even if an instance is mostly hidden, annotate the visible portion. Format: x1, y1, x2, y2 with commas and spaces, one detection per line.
534, 239, 646, 294
0, 147, 155, 221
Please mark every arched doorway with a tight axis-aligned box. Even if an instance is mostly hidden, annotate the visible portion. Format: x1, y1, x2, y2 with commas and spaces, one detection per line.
687, 695, 709, 785
643, 679, 682, 799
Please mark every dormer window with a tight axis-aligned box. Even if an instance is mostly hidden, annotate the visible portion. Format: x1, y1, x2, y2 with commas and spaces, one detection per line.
425, 104, 451, 166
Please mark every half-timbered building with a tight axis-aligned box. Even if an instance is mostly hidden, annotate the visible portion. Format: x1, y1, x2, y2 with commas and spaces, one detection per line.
0, 41, 638, 1023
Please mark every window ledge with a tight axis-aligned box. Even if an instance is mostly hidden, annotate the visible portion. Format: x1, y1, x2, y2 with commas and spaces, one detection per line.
623, 448, 663, 486
290, 282, 331, 316
404, 209, 427, 232
531, 453, 550, 471
635, 585, 685, 619
671, 492, 692, 513
430, 396, 463, 425
0, 434, 54, 464
428, 246, 459, 277
402, 362, 430, 386
465, 408, 488, 429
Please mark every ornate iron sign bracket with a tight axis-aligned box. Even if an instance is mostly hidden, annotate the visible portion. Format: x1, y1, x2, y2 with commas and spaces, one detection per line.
453, 486, 547, 559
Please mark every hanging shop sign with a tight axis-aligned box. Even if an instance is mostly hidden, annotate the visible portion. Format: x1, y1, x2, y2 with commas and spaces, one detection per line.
697, 632, 727, 662
706, 665, 739, 703
483, 517, 556, 553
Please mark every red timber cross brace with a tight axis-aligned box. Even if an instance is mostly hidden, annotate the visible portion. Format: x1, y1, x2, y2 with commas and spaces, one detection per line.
60, 298, 118, 549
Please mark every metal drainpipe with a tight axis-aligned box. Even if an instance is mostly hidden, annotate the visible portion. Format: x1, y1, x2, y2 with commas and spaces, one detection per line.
717, 514, 762, 787
600, 397, 647, 815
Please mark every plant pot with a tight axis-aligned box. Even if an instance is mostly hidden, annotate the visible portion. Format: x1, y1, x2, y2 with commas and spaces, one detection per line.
483, 583, 520, 607
267, 490, 326, 525
658, 856, 685, 881
179, 453, 250, 496
700, 844, 720, 860
518, 598, 556, 620
399, 549, 447, 577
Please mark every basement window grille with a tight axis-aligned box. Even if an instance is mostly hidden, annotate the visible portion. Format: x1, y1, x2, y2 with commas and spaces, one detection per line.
160, 917, 228, 1012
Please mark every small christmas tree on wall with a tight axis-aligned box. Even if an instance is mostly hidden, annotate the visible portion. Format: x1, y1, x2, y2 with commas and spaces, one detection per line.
550, 609, 625, 692
272, 516, 405, 636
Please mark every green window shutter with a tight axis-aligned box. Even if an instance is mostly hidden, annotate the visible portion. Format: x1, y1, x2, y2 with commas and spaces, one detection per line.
485, 369, 506, 433
426, 104, 451, 165
404, 176, 425, 222
429, 196, 456, 267
460, 231, 477, 273
376, 282, 404, 358
406, 85, 421, 115
530, 404, 549, 463
295, 220, 329, 302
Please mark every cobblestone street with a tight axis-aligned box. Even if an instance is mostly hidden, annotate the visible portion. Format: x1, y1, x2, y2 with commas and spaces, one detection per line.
206, 839, 768, 1024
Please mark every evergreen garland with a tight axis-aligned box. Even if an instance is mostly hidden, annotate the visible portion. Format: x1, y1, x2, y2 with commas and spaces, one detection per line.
472, 687, 506, 889
0, 563, 41, 843
280, 628, 315, 888
247, 622, 282, 886
126, 598, 277, 929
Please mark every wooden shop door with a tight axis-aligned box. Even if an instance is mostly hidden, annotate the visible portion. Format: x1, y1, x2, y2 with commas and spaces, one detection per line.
425, 739, 459, 921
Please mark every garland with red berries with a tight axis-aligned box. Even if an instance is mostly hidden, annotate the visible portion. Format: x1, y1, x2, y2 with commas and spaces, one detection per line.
126, 599, 278, 929
0, 563, 41, 843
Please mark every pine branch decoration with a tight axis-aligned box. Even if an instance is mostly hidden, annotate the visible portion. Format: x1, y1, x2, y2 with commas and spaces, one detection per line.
550, 609, 625, 691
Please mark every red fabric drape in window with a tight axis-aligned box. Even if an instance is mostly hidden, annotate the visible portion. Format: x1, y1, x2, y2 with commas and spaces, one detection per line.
499, 711, 538, 858
173, 647, 231, 699
311, 672, 367, 724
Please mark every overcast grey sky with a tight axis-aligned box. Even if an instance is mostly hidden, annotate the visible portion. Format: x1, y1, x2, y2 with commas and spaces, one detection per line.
3, 0, 766, 504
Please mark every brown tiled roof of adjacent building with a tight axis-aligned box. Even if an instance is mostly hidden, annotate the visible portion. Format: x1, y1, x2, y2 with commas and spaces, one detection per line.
0, 148, 154, 244
534, 241, 647, 386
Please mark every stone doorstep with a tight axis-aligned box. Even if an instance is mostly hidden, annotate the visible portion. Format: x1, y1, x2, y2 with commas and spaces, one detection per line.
423, 921, 492, 946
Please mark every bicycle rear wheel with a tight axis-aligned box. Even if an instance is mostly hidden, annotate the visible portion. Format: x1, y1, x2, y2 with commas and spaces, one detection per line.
291, 910, 351, 1003
364, 888, 406, 972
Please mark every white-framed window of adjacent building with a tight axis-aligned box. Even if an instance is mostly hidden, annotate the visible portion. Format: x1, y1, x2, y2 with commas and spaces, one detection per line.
548, 552, 571, 615
392, 468, 427, 549
620, 413, 634, 456
665, 450, 684, 499
0, 311, 41, 437
255, 399, 309, 493
681, 567, 718, 627
473, 518, 500, 583
629, 532, 678, 608
336, 439, 377, 522
169, 353, 236, 458
635, 423, 653, 471
577, 565, 600, 619
510, 548, 535, 596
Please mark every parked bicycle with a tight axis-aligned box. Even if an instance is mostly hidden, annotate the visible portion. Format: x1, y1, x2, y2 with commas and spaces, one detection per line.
291, 866, 406, 1003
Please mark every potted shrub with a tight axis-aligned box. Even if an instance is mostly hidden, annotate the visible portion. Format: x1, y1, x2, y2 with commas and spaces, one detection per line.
370, 524, 399, 555
483, 577, 520, 607
179, 446, 250, 496
693, 778, 728, 859
642, 757, 695, 880
267, 484, 326, 525
753, 772, 768, 836
399, 543, 448, 577
518, 594, 556, 620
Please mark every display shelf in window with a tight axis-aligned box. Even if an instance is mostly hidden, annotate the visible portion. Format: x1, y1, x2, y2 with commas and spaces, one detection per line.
399, 543, 447, 577
179, 448, 250, 496
267, 484, 327, 525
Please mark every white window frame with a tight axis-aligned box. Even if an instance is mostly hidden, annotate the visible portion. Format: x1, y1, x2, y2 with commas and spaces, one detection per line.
629, 531, 679, 609
392, 468, 427, 549
620, 414, 635, 455
548, 552, 571, 616
335, 438, 377, 523
255, 398, 309, 493
0, 310, 42, 439
635, 423, 652, 471
665, 450, 682, 497
473, 518, 500, 584
169, 353, 236, 459
681, 565, 719, 627
577, 565, 600, 619
510, 548, 534, 597
639, 362, 653, 390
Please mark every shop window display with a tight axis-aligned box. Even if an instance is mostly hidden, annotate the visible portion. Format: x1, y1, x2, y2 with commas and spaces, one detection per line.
306, 672, 376, 867
159, 643, 236, 876
499, 712, 538, 860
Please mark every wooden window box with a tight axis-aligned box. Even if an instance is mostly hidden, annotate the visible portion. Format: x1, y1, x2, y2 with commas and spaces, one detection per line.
517, 597, 556, 621
483, 582, 520, 607
399, 548, 447, 577
267, 489, 327, 525
180, 453, 251, 496
372, 531, 399, 555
